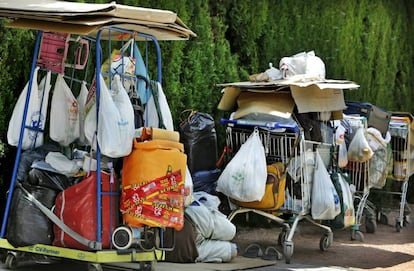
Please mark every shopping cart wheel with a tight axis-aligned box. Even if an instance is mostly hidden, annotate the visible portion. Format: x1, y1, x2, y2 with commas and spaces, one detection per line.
365, 218, 377, 233
283, 240, 294, 264
5, 252, 17, 270
377, 213, 388, 225
351, 230, 364, 242
319, 233, 333, 251
396, 222, 403, 233
88, 263, 103, 271
139, 261, 154, 271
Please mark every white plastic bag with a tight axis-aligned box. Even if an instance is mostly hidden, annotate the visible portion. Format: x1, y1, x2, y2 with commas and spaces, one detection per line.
77, 81, 89, 146
97, 74, 135, 158
144, 81, 174, 131
335, 124, 348, 167
279, 50, 326, 79
45, 151, 81, 177
347, 127, 373, 162
7, 67, 51, 150
338, 175, 355, 228
50, 74, 80, 146
311, 150, 341, 220
216, 129, 267, 202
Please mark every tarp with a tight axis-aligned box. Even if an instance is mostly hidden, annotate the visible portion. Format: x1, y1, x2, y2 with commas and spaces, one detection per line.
0, 0, 196, 40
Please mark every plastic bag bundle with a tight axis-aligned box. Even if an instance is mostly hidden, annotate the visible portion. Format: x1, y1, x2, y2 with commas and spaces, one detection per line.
279, 50, 325, 79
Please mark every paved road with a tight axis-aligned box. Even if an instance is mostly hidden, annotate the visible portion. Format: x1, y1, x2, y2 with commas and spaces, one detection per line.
0, 253, 351, 271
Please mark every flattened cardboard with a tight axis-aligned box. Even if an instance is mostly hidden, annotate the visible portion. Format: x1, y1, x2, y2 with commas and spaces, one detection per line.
233, 91, 295, 119
290, 84, 346, 113
0, 0, 196, 40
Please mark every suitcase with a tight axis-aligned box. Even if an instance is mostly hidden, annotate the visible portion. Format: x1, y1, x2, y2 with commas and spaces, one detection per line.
53, 171, 118, 250
344, 101, 391, 137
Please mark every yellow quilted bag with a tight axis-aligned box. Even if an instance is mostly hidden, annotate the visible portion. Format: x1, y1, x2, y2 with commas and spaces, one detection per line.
230, 162, 286, 210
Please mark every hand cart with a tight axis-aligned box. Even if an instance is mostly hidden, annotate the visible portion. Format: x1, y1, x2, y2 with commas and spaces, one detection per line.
0, 1, 195, 270
221, 118, 333, 264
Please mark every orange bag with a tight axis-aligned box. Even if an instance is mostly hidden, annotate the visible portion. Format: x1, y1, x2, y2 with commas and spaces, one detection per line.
230, 162, 286, 210
121, 139, 187, 230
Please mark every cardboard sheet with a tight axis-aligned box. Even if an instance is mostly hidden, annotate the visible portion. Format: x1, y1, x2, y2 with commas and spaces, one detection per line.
0, 0, 196, 40
290, 84, 346, 113
233, 91, 295, 119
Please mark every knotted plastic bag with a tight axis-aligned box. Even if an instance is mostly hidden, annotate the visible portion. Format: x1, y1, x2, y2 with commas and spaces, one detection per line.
347, 127, 373, 162
216, 129, 267, 202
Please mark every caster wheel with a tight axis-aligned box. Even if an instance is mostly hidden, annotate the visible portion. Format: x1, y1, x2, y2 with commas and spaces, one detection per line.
5, 253, 18, 270
88, 263, 103, 271
396, 222, 403, 233
365, 218, 377, 233
139, 261, 154, 271
351, 230, 364, 242
278, 229, 288, 246
319, 233, 332, 251
378, 213, 388, 225
283, 240, 294, 264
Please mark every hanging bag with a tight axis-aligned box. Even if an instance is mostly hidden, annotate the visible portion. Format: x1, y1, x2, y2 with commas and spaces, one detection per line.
216, 128, 267, 202
98, 74, 135, 158
77, 81, 89, 145
144, 80, 174, 130
347, 127, 373, 162
311, 150, 341, 220
7, 67, 51, 150
50, 74, 80, 146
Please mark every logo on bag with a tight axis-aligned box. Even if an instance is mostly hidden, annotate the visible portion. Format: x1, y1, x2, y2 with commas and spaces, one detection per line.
118, 118, 129, 127
231, 172, 244, 184
28, 111, 44, 141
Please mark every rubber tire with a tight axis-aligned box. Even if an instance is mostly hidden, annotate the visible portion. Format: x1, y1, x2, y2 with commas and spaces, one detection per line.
5, 253, 17, 270
283, 241, 294, 264
319, 234, 331, 251
366, 218, 377, 233
88, 263, 103, 271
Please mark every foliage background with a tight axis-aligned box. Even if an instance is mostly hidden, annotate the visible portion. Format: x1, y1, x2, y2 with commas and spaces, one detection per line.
0, 0, 413, 200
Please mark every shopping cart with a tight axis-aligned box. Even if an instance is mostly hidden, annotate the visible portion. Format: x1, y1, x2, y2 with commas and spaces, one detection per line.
341, 115, 378, 241
371, 113, 413, 232
221, 118, 333, 264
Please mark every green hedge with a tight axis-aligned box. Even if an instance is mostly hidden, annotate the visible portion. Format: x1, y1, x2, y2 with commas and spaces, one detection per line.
0, 0, 413, 189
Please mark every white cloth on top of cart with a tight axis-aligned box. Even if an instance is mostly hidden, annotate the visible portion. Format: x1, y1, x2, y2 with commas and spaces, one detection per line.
366, 127, 392, 189
45, 152, 81, 177
185, 191, 237, 263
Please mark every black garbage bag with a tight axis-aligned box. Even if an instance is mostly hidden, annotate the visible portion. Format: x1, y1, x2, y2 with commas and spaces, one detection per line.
27, 168, 72, 191
179, 111, 218, 173
6, 183, 57, 247
17, 143, 60, 182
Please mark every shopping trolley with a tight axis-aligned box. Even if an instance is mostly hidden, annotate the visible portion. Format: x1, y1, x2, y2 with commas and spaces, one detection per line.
371, 113, 413, 232
221, 118, 333, 264
341, 115, 378, 241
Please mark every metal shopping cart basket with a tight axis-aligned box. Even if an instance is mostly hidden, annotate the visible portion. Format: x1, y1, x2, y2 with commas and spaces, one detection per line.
221, 118, 333, 264
341, 115, 378, 241
370, 112, 413, 232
